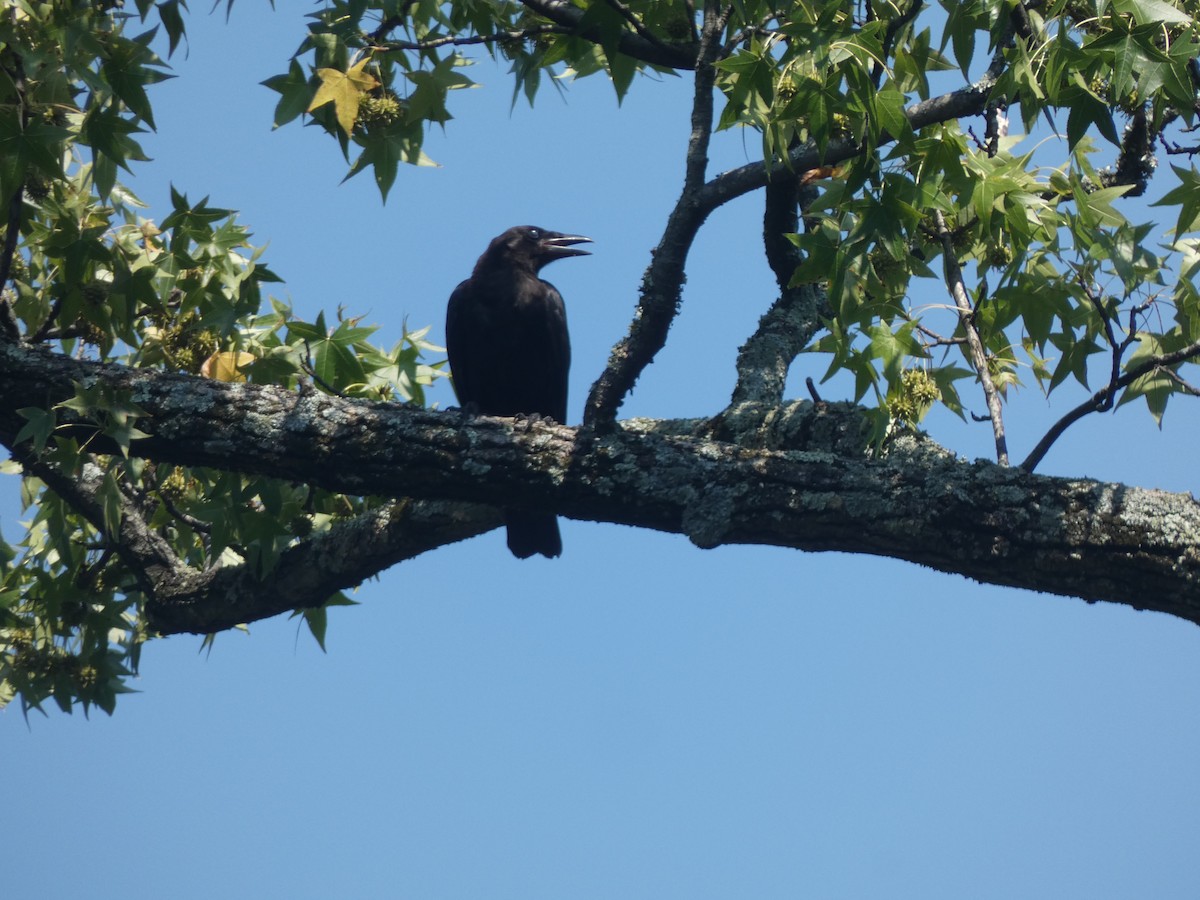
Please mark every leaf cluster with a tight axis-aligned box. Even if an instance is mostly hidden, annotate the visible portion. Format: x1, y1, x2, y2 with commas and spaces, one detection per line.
0, 1, 443, 716
262, 0, 698, 198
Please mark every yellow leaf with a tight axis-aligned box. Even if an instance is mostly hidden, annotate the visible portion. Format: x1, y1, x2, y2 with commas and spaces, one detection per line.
201, 351, 255, 382
308, 58, 380, 135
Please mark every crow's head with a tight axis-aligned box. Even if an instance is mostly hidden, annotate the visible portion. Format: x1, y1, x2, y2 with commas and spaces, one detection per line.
484, 226, 593, 272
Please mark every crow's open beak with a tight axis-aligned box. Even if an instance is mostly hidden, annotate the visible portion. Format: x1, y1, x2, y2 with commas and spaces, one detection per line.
541, 233, 593, 258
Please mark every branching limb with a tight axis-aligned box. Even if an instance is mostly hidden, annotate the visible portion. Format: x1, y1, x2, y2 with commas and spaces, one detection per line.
146, 499, 498, 635
1021, 338, 1200, 472
583, 2, 731, 427
5, 393, 500, 636
11, 448, 187, 599
700, 70, 1002, 214
933, 210, 1009, 465
10, 439, 498, 635
587, 58, 1008, 426
1079, 274, 1141, 414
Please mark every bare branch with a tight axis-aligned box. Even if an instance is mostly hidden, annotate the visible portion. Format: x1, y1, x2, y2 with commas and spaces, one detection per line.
372, 24, 571, 53
147, 499, 498, 634
1162, 368, 1200, 397
933, 210, 1009, 466
913, 320, 967, 347
583, 2, 730, 427
1021, 338, 1200, 472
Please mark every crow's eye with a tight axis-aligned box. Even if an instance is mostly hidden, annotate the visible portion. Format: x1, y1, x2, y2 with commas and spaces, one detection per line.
527, 228, 541, 241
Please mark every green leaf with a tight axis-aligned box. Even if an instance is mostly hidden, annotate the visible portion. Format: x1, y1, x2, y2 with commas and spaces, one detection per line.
1151, 164, 1200, 237
1112, 0, 1194, 26
156, 0, 188, 57
1066, 90, 1119, 148
867, 321, 923, 383
873, 83, 914, 145
262, 60, 313, 129
1117, 332, 1179, 424
99, 29, 174, 130
295, 592, 358, 653
301, 605, 329, 652
14, 407, 56, 453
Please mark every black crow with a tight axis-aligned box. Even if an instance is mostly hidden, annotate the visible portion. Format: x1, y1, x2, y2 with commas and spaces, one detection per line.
446, 225, 592, 558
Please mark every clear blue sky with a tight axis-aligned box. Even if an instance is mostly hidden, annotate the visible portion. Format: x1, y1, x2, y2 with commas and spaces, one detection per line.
6, 5, 1200, 899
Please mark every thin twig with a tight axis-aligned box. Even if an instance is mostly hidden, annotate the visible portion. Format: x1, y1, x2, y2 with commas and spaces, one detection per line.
1077, 274, 1139, 413
601, 0, 675, 53
366, 1, 419, 42
160, 491, 213, 535
913, 320, 967, 347
374, 24, 570, 53
1162, 368, 1200, 397
301, 339, 348, 397
934, 210, 1009, 465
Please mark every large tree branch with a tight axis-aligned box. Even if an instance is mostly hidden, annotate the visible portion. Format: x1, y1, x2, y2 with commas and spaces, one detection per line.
147, 499, 498, 635
3, 343, 1200, 628
4, 374, 498, 634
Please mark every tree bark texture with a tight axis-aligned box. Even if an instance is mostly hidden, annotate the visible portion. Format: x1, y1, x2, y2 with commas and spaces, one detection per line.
2, 340, 1199, 631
